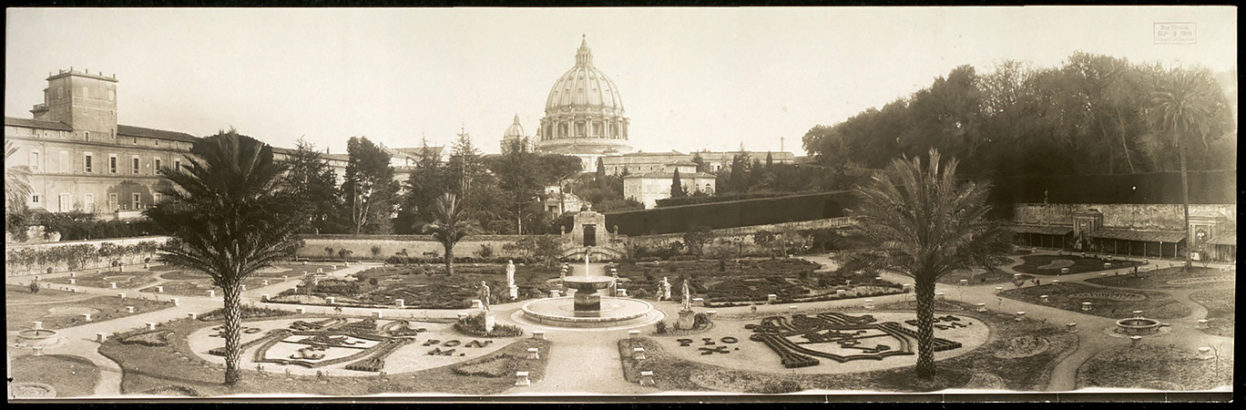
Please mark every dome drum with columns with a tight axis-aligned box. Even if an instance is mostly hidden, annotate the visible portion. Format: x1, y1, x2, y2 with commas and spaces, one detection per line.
535, 36, 634, 168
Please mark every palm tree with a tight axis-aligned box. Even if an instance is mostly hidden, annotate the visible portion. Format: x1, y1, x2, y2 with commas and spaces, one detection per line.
422, 193, 479, 276
145, 131, 303, 385
1147, 68, 1232, 270
5, 141, 33, 213
844, 149, 1007, 380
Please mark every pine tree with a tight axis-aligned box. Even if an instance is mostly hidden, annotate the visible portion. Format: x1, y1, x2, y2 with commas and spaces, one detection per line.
670, 169, 687, 198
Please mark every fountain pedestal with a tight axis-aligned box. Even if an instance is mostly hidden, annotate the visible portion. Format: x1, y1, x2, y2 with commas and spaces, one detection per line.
564, 276, 614, 317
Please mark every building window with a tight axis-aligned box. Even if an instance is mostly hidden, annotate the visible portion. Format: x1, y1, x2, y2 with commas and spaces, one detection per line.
108, 193, 118, 210
153, 193, 162, 203
132, 156, 140, 174
31, 194, 40, 204
132, 193, 141, 210
154, 158, 162, 173
84, 193, 95, 213
56, 88, 63, 99
84, 131, 90, 141
59, 193, 72, 213
29, 151, 40, 172
82, 86, 88, 98
59, 151, 68, 173
174, 159, 182, 171
109, 154, 118, 174
84, 153, 93, 173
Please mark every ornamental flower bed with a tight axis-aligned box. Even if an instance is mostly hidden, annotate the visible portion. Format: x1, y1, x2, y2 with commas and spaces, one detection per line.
1012, 254, 1142, 276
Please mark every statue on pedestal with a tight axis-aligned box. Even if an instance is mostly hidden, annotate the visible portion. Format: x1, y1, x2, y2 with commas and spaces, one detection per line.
506, 260, 518, 300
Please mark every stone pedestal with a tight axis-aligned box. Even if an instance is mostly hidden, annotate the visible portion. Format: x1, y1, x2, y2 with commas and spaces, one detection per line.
69, 279, 76, 285
96, 332, 106, 342
471, 299, 485, 310
1197, 319, 1209, 329
1198, 347, 1214, 360
638, 371, 655, 386
526, 348, 540, 360
372, 310, 383, 319
1040, 295, 1049, 303
628, 330, 640, 339
126, 306, 135, 313
1066, 322, 1077, 333
208, 290, 215, 297
976, 303, 987, 312
171, 298, 179, 306
789, 305, 798, 312
296, 307, 306, 314
119, 293, 127, 299
1081, 302, 1092, 311
33, 321, 43, 330
146, 322, 156, 331
1132, 310, 1144, 318
483, 312, 496, 333
515, 371, 531, 386
532, 330, 545, 340
188, 313, 197, 320
633, 347, 646, 360
240, 285, 247, 291
959, 279, 968, 286
864, 299, 875, 310
508, 286, 518, 300
156, 286, 164, 293
935, 291, 945, 300
616, 288, 627, 297
1015, 312, 1026, 321
693, 297, 704, 307
767, 294, 778, 304
396, 299, 405, 308
111, 282, 117, 288
263, 280, 270, 286
676, 309, 696, 330
326, 297, 335, 305
550, 290, 561, 298
83, 313, 92, 321
262, 294, 270, 302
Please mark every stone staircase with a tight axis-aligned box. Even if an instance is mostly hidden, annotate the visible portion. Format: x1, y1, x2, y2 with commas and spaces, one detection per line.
559, 245, 626, 262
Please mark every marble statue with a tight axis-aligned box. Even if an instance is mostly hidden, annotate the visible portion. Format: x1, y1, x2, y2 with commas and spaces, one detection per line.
681, 278, 692, 311
661, 277, 672, 301
506, 260, 516, 287
478, 281, 491, 311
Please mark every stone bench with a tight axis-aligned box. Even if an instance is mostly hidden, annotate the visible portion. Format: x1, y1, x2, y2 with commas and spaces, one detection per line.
532, 330, 545, 340
633, 347, 646, 360
526, 348, 540, 360
627, 330, 640, 339
514, 371, 531, 386
975, 303, 987, 312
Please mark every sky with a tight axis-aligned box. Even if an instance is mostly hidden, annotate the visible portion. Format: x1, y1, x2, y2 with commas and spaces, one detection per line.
5, 7, 1237, 156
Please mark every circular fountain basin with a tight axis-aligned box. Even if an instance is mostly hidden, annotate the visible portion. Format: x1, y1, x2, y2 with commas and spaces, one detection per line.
1116, 318, 1162, 335
17, 329, 62, 347
562, 275, 615, 290
521, 296, 655, 328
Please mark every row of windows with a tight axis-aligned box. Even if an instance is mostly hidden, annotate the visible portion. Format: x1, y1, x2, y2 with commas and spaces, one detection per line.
27, 149, 181, 175
47, 85, 115, 102
30, 191, 161, 213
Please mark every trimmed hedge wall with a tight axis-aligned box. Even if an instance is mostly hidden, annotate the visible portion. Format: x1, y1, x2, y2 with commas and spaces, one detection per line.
995, 170, 1236, 205
606, 191, 853, 236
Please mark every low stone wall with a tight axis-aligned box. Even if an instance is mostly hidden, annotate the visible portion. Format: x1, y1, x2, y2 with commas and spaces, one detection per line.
1013, 203, 1236, 231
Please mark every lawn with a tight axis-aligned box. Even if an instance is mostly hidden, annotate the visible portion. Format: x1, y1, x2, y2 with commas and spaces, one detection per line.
1012, 254, 1142, 276
98, 315, 551, 396
999, 282, 1192, 320
10, 354, 101, 397
1084, 266, 1234, 289
618, 300, 1076, 392
1189, 288, 1234, 338
6, 285, 174, 331
1077, 344, 1232, 390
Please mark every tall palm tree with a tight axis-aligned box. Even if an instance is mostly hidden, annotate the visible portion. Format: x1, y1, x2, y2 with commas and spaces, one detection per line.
844, 149, 1007, 380
422, 193, 479, 276
1147, 68, 1231, 270
5, 141, 33, 213
145, 131, 303, 385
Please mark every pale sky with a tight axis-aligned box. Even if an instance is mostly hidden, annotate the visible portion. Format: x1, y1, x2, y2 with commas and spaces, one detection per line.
5, 7, 1237, 155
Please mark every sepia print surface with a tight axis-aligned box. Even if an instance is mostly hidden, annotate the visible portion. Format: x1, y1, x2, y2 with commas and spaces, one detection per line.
4, 6, 1235, 402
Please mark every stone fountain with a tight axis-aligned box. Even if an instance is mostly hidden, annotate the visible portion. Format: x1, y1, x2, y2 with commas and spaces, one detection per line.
519, 248, 660, 327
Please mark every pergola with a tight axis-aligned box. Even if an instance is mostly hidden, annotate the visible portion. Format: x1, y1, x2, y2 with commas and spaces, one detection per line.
1208, 234, 1237, 262
1086, 229, 1186, 258
1005, 224, 1072, 249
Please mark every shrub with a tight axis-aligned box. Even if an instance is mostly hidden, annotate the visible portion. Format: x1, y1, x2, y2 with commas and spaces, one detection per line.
655, 321, 667, 334
453, 312, 523, 337
198, 305, 293, 321
752, 380, 803, 394
28, 281, 39, 294
370, 245, 383, 258
693, 312, 711, 329
475, 244, 494, 259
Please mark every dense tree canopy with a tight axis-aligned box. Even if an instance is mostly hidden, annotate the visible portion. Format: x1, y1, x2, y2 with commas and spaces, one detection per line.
803, 53, 1237, 180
